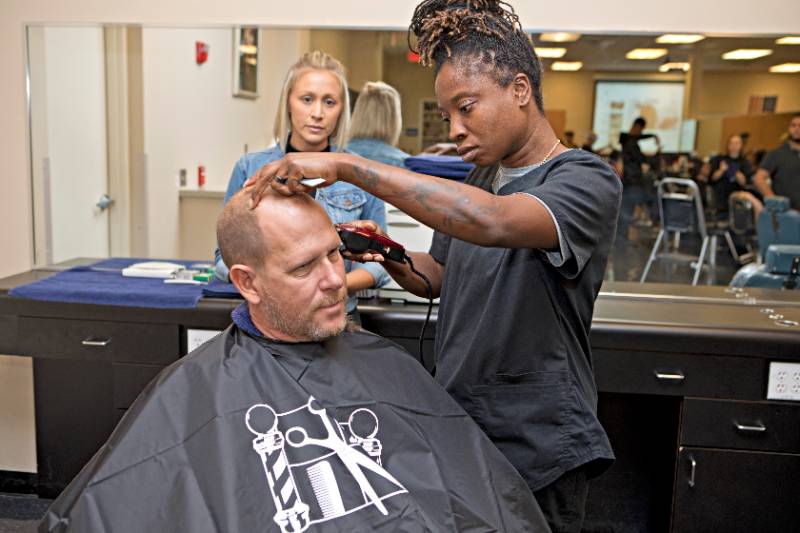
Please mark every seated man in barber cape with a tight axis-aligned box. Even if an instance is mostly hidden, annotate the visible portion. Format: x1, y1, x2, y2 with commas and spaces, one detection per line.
40, 187, 550, 533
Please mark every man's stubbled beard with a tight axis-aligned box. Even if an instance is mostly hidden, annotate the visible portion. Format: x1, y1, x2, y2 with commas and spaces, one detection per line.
258, 287, 347, 341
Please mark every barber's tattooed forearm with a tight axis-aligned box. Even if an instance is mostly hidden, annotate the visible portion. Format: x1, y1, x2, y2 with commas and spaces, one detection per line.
352, 161, 499, 229
352, 164, 381, 189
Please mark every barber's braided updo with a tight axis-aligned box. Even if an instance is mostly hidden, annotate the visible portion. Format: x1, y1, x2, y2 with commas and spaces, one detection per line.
408, 0, 544, 112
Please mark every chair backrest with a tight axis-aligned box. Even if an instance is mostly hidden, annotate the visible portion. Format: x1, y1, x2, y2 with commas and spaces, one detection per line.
658, 177, 707, 237
728, 193, 756, 235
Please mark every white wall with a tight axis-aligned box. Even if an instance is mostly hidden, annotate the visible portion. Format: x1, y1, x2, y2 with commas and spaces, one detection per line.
141, 27, 306, 258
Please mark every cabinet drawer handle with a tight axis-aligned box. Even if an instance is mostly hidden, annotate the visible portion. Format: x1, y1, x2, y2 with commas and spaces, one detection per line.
654, 371, 685, 382
733, 421, 766, 433
688, 456, 696, 488
387, 209, 404, 215
82, 337, 111, 347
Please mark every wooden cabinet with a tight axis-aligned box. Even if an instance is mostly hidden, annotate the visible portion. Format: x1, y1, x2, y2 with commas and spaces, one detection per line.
23, 317, 182, 496
672, 448, 800, 532
670, 399, 800, 532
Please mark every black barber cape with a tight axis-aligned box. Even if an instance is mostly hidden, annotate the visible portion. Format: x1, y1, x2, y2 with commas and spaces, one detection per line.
41, 313, 549, 532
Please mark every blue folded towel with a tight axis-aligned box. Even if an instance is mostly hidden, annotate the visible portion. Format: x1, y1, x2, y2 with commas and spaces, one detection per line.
202, 278, 241, 298
9, 258, 209, 309
404, 154, 474, 179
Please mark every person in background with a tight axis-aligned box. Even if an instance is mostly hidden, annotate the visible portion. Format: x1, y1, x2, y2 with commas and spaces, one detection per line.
214, 50, 389, 320
617, 117, 660, 242
739, 131, 752, 163
607, 150, 623, 178
695, 157, 712, 185
709, 134, 761, 216
581, 132, 598, 153
563, 130, 578, 149
753, 113, 800, 209
346, 81, 411, 168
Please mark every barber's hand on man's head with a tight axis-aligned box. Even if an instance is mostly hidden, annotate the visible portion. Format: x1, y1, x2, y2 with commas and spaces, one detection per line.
245, 153, 343, 206
339, 220, 387, 263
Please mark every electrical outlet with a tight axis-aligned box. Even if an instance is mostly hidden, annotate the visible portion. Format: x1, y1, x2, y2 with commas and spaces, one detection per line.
766, 362, 800, 401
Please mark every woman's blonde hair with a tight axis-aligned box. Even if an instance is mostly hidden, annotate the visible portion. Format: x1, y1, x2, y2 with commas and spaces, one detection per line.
273, 50, 350, 151
347, 81, 403, 146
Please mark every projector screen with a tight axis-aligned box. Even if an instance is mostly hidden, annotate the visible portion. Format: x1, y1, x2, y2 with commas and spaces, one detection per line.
593, 81, 686, 153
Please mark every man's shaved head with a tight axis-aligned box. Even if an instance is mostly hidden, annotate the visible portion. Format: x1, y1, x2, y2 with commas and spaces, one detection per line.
217, 188, 321, 271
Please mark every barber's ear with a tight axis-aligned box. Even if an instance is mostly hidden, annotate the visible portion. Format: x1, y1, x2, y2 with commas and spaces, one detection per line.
512, 73, 532, 107
229, 264, 262, 305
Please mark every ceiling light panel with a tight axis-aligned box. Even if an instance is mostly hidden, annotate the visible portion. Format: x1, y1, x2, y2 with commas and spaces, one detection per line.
551, 61, 583, 71
659, 62, 691, 72
539, 32, 581, 43
722, 49, 773, 60
534, 47, 567, 58
769, 63, 800, 73
776, 36, 800, 45
656, 34, 705, 44
626, 48, 669, 60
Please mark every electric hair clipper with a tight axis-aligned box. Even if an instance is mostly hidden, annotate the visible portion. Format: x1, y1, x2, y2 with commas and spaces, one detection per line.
336, 223, 406, 263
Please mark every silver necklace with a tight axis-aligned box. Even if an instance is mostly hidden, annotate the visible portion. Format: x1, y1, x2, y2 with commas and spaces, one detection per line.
492, 140, 562, 192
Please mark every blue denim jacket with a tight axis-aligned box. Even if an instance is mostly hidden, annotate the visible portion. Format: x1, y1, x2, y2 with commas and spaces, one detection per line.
346, 138, 410, 169
214, 144, 390, 313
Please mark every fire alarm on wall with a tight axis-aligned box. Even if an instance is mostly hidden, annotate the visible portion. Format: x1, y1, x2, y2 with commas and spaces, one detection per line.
196, 42, 209, 65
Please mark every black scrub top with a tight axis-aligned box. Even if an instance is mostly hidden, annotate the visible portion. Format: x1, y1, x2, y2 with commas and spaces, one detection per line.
429, 149, 621, 491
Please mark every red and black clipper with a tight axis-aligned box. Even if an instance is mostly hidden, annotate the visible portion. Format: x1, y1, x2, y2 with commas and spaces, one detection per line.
336, 223, 407, 263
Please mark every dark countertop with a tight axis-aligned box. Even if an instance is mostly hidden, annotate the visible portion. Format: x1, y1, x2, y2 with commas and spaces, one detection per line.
2, 259, 799, 359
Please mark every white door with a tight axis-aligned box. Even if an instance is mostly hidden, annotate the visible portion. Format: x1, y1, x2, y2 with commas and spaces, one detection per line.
28, 26, 110, 265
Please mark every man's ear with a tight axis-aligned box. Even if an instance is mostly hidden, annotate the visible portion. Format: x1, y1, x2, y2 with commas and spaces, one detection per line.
512, 73, 532, 107
229, 264, 262, 305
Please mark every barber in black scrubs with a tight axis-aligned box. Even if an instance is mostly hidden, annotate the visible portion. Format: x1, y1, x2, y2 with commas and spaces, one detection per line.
248, 2, 621, 531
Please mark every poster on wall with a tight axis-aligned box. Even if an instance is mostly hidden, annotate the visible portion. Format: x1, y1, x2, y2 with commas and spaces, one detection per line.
593, 81, 685, 153
233, 27, 260, 99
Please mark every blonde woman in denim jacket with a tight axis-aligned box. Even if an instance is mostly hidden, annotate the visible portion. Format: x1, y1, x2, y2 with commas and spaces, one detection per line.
215, 51, 389, 317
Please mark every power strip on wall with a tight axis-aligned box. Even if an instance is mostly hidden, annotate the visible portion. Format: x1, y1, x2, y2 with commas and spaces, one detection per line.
766, 362, 800, 401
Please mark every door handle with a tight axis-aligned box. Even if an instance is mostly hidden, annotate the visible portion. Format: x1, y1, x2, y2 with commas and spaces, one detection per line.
82, 337, 111, 347
688, 456, 696, 488
654, 370, 685, 382
733, 420, 766, 433
96, 194, 115, 211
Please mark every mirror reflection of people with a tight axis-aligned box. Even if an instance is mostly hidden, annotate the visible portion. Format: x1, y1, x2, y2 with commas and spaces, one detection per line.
346, 81, 411, 168
581, 132, 598, 153
753, 113, 800, 209
245, 1, 620, 530
617, 117, 660, 242
214, 51, 389, 321
709, 134, 762, 217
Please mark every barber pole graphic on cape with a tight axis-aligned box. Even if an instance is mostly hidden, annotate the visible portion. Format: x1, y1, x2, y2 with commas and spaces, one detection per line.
245, 397, 408, 533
